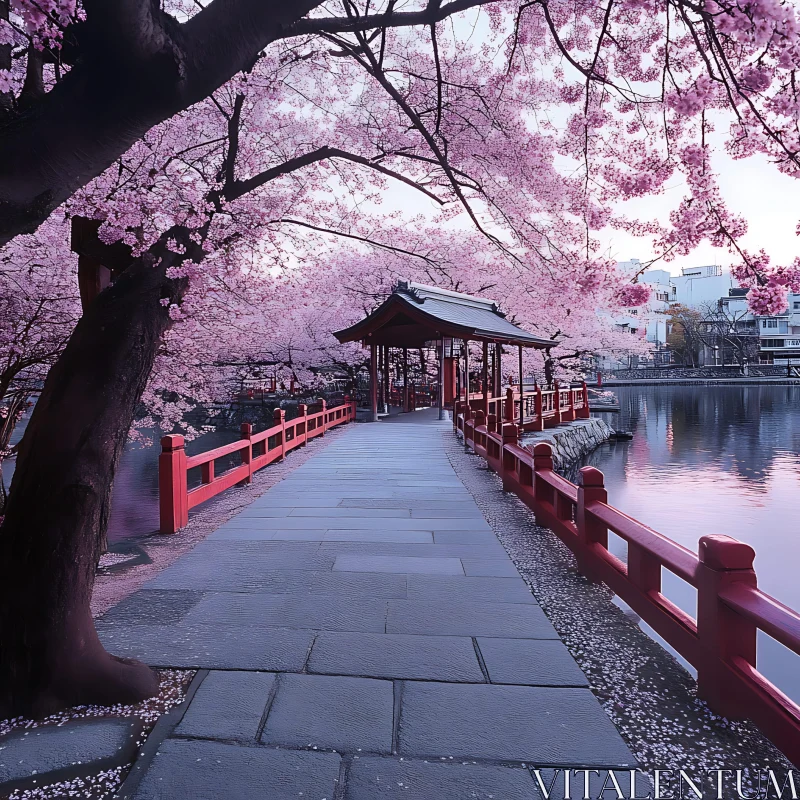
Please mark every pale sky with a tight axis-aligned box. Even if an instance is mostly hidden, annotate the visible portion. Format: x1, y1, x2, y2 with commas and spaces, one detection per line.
379, 147, 800, 279
598, 149, 800, 277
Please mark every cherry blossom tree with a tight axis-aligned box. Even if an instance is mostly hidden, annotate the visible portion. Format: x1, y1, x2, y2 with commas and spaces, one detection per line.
2, 0, 800, 717
0, 218, 78, 514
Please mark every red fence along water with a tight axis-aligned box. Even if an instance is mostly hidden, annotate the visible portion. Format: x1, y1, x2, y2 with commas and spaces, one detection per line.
159, 399, 356, 534
454, 406, 800, 767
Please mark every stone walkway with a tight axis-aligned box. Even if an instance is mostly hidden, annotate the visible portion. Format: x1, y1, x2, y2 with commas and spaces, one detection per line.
99, 411, 635, 799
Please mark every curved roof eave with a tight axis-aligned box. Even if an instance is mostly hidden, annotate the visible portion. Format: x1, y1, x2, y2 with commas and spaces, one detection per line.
334, 293, 553, 349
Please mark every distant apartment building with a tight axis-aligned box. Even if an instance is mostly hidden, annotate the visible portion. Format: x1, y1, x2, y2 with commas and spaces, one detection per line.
733, 291, 800, 365
600, 261, 799, 368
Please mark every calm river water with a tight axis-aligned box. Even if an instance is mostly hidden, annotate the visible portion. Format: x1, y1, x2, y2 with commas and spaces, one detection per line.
4, 415, 240, 545
587, 385, 800, 704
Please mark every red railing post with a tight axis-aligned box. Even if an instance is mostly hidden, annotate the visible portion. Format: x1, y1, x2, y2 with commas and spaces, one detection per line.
297, 404, 307, 445
628, 539, 661, 597
533, 385, 544, 431
501, 423, 519, 490
597, 371, 603, 388
576, 466, 607, 583
532, 442, 554, 509
564, 385, 576, 421
580, 381, 591, 418
504, 388, 515, 422
240, 422, 253, 484
696, 534, 758, 719
318, 398, 327, 434
552, 380, 563, 425
273, 408, 286, 460
159, 434, 188, 534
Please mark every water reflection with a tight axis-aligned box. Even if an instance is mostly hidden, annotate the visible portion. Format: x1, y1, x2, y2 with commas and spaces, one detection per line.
585, 386, 800, 703
4, 412, 240, 544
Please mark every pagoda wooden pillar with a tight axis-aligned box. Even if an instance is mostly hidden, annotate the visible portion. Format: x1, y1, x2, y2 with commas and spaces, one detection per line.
463, 339, 470, 451
439, 337, 446, 420
370, 343, 379, 422
482, 340, 490, 416
383, 345, 390, 413
403, 348, 410, 412
518, 344, 524, 430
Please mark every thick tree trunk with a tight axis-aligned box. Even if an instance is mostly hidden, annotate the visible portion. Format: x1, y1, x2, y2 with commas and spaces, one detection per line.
0, 246, 185, 718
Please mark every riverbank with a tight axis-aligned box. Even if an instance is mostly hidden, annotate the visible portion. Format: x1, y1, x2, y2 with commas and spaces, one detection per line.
520, 417, 617, 470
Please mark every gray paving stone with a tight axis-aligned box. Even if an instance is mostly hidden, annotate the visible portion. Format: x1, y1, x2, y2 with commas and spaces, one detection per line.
226, 507, 292, 518
345, 757, 538, 799
320, 541, 507, 559
99, 590, 204, 625
132, 739, 340, 800
398, 682, 635, 766
226, 517, 489, 531
320, 530, 433, 543
171, 542, 334, 570
262, 674, 394, 753
182, 592, 389, 632
209, 527, 326, 541
462, 557, 520, 577
174, 671, 276, 741
151, 568, 407, 598
406, 575, 536, 605
334, 555, 464, 575
477, 638, 589, 686
339, 499, 473, 510
308, 632, 484, 682
386, 599, 558, 638
97, 622, 314, 670
289, 507, 411, 518
0, 718, 141, 792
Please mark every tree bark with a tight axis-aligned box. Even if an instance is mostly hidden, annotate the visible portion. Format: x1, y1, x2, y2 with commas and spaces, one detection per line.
0, 239, 189, 718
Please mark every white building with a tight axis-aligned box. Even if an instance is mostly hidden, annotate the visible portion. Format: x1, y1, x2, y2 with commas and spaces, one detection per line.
671, 265, 736, 308
597, 260, 672, 369
601, 260, 799, 368
753, 293, 800, 365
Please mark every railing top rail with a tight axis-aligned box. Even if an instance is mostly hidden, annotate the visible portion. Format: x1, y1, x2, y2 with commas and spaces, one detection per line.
185, 438, 250, 469
588, 500, 699, 584
536, 467, 579, 503
503, 442, 531, 462
720, 583, 800, 657
251, 421, 283, 445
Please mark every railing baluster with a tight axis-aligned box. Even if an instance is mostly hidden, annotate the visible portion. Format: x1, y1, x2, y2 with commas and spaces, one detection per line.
697, 535, 758, 719
159, 434, 188, 534
240, 422, 253, 484
576, 466, 607, 583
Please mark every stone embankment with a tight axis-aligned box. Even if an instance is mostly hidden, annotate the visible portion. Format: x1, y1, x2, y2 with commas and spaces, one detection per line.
593, 365, 800, 385
521, 417, 617, 471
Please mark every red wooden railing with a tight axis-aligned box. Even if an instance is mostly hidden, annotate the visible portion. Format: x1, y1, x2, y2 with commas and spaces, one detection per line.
159, 399, 357, 533
462, 381, 590, 431
454, 409, 800, 767
388, 384, 438, 410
